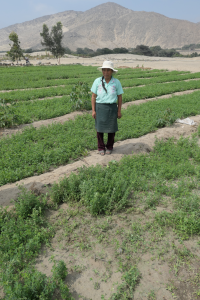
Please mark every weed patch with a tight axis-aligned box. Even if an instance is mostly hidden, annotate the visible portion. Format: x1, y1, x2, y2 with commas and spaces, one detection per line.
0, 189, 73, 299
51, 136, 200, 217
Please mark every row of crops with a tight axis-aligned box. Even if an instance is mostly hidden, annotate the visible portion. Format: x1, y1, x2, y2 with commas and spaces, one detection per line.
0, 70, 192, 90
0, 65, 200, 185
2, 73, 200, 101
1, 132, 200, 299
1, 89, 200, 185
1, 64, 200, 300
0, 65, 200, 129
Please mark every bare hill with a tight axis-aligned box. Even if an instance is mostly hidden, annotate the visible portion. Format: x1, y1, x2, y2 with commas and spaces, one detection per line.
0, 2, 200, 51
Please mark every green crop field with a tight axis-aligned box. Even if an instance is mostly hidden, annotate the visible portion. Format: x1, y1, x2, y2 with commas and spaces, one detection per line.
1, 64, 200, 300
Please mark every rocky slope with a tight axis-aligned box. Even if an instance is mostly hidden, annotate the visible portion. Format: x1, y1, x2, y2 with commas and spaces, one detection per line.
0, 2, 200, 51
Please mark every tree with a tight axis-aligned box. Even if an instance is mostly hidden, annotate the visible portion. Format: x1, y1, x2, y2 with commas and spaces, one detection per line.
113, 47, 128, 54
76, 47, 95, 56
40, 22, 65, 64
150, 46, 162, 56
76, 48, 85, 55
132, 45, 153, 56
64, 47, 72, 54
7, 32, 24, 63
96, 48, 113, 55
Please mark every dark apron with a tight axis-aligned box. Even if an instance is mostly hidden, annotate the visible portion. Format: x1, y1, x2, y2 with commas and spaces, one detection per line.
95, 103, 118, 133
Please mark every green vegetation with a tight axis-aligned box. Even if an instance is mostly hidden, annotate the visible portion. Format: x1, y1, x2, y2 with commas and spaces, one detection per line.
0, 69, 188, 91
51, 135, 200, 218
60, 44, 200, 58
0, 65, 196, 128
123, 79, 200, 102
61, 45, 182, 58
40, 22, 65, 63
0, 188, 73, 299
1, 133, 200, 298
2, 77, 200, 104
0, 99, 19, 128
69, 81, 91, 110
6, 31, 24, 63
1, 90, 200, 185
1, 86, 72, 102
182, 43, 200, 50
1, 64, 200, 299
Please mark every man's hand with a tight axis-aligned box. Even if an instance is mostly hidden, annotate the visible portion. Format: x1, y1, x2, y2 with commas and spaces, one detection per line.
92, 111, 96, 119
117, 111, 122, 119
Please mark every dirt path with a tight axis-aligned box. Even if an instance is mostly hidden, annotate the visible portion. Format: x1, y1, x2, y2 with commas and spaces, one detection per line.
1, 88, 199, 139
0, 85, 66, 93
0, 115, 199, 206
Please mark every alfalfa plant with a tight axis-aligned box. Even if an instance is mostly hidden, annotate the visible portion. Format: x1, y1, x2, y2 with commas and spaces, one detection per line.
0, 98, 19, 128
111, 266, 141, 299
155, 108, 176, 128
70, 81, 91, 110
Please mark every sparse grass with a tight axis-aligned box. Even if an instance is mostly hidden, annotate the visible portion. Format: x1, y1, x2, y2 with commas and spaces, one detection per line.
40, 135, 200, 298
0, 189, 74, 299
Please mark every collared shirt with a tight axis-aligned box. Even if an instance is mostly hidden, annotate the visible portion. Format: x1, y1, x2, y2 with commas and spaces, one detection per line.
91, 76, 124, 104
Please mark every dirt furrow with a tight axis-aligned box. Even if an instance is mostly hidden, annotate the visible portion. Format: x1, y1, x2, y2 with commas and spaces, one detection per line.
0, 85, 66, 93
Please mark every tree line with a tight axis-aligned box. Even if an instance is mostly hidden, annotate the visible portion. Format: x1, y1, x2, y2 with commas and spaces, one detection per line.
5, 21, 200, 63
181, 43, 200, 50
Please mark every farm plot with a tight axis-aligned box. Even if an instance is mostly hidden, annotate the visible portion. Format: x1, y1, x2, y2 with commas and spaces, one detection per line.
1, 90, 200, 185
0, 71, 198, 92
1, 131, 200, 299
0, 69, 189, 91
1, 65, 200, 300
1, 66, 200, 127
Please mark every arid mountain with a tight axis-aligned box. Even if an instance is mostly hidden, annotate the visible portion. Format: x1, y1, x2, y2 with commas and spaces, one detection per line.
0, 2, 200, 51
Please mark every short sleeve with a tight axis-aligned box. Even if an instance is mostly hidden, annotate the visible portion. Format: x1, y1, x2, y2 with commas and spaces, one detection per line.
91, 78, 98, 94
116, 79, 124, 95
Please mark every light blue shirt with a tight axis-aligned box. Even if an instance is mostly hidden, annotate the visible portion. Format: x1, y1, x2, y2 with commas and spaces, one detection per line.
91, 77, 124, 104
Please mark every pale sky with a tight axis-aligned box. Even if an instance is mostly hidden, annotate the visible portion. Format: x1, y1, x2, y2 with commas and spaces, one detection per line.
1, 0, 200, 29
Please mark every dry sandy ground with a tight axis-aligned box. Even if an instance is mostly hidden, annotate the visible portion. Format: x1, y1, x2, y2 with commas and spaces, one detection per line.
28, 53, 200, 72
2, 52, 200, 72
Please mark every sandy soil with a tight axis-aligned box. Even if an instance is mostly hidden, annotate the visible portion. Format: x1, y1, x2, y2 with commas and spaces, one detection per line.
2, 53, 200, 72
26, 53, 200, 72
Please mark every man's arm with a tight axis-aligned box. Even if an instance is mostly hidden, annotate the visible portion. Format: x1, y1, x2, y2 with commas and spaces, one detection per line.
91, 93, 97, 119
117, 94, 122, 119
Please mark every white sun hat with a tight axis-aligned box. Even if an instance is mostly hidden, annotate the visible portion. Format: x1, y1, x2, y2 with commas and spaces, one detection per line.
98, 61, 118, 73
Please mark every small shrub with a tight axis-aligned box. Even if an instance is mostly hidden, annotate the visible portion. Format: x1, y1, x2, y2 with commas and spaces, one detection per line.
2, 268, 56, 300
15, 187, 47, 219
2, 261, 72, 300
111, 267, 141, 299
69, 82, 91, 110
198, 124, 200, 136
155, 108, 176, 128
52, 260, 68, 282
0, 98, 19, 128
